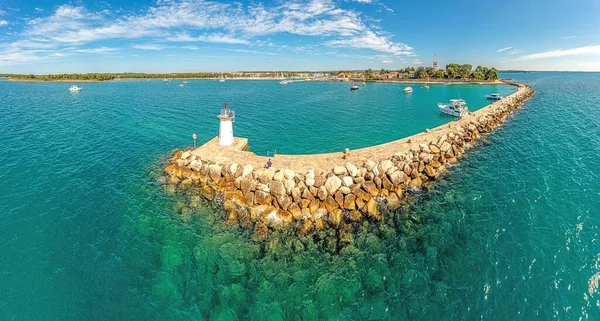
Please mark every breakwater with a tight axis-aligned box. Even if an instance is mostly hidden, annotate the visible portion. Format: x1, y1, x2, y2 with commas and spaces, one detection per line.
162, 83, 534, 241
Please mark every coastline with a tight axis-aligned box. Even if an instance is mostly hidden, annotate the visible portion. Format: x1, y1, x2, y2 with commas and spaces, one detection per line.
5, 77, 507, 85
161, 81, 534, 241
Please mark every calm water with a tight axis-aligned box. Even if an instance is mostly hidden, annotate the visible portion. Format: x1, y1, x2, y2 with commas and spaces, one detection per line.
0, 74, 598, 320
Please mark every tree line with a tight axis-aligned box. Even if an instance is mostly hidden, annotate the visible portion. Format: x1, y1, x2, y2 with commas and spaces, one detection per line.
361, 64, 498, 80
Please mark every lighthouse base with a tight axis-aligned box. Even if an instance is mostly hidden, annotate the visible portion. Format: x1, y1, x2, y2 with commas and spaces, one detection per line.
193, 136, 249, 157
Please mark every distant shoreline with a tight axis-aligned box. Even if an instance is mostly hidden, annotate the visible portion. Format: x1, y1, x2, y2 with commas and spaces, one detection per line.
6, 77, 507, 85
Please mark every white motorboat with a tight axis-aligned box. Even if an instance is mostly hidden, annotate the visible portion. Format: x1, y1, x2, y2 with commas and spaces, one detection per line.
69, 85, 82, 92
422, 84, 430, 90
279, 72, 288, 84
183, 81, 189, 84
486, 93, 503, 100
350, 84, 360, 91
362, 82, 366, 86
438, 99, 469, 117
404, 87, 413, 93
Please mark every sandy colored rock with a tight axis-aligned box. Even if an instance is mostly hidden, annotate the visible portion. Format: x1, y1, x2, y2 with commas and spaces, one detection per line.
309, 199, 320, 215
366, 199, 381, 221
363, 180, 378, 196
334, 191, 344, 208
324, 175, 342, 194
255, 191, 272, 205
273, 170, 284, 181
346, 163, 358, 177
288, 203, 301, 220
301, 188, 315, 200
189, 160, 202, 171
389, 170, 408, 186
329, 208, 343, 227
333, 166, 347, 176
342, 176, 353, 187
425, 165, 436, 178
269, 181, 285, 197
343, 194, 356, 210
323, 196, 339, 212
317, 186, 328, 200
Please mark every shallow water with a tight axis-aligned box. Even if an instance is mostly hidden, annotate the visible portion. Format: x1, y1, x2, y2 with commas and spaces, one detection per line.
0, 74, 598, 320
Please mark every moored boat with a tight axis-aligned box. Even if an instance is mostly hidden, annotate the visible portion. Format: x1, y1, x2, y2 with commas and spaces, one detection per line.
437, 99, 469, 117
486, 93, 503, 100
68, 85, 82, 92
404, 87, 413, 93
421, 84, 430, 90
350, 84, 360, 91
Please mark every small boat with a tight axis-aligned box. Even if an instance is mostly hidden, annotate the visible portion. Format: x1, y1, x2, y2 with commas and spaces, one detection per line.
437, 99, 469, 117
350, 84, 360, 91
280, 79, 289, 85
69, 85, 82, 92
404, 87, 413, 93
422, 84, 430, 90
178, 84, 184, 87
362, 82, 366, 86
163, 79, 168, 82
183, 81, 189, 84
486, 93, 503, 100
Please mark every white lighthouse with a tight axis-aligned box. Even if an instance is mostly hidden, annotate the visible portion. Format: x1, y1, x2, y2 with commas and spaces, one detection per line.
218, 103, 235, 146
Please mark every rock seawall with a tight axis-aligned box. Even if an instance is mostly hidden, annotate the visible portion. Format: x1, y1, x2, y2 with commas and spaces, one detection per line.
161, 84, 534, 241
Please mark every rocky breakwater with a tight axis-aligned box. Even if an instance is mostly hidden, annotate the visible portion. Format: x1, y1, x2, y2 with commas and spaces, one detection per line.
161, 85, 534, 243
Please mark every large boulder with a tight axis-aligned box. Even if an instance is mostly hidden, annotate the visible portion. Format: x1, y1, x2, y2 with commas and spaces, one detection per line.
241, 164, 253, 178
345, 163, 358, 177
366, 199, 381, 220
284, 169, 295, 180
208, 164, 222, 182
379, 159, 394, 174
189, 160, 202, 172
324, 175, 342, 194
389, 170, 408, 186
343, 194, 356, 210
317, 186, 328, 200
339, 186, 351, 195
329, 209, 344, 228
365, 160, 376, 171
333, 166, 347, 176
273, 170, 284, 181
342, 176, 353, 187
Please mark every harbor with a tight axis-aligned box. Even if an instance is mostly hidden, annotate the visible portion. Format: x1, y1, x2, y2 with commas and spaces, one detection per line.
162, 81, 534, 240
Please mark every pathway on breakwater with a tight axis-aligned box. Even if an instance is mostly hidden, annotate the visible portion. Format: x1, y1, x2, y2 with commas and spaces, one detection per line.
163, 82, 534, 240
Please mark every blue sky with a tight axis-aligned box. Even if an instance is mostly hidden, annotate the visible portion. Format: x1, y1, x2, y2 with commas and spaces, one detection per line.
0, 0, 599, 73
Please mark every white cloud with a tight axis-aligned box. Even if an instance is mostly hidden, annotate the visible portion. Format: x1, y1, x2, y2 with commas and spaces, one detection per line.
132, 44, 165, 51
496, 46, 512, 53
35, 8, 45, 13
168, 33, 249, 45
0, 0, 413, 65
411, 59, 422, 65
0, 20, 8, 26
326, 30, 412, 55
517, 45, 600, 61
73, 47, 118, 53
382, 60, 393, 64
182, 45, 199, 50
562, 35, 576, 40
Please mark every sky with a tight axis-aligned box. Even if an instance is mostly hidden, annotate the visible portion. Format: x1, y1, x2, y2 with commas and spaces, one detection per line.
0, 0, 599, 73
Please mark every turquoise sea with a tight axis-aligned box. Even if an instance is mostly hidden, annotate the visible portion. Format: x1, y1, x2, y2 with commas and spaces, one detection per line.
0, 74, 598, 320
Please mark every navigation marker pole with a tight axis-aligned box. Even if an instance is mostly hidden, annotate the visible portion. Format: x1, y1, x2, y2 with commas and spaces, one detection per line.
192, 133, 197, 149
